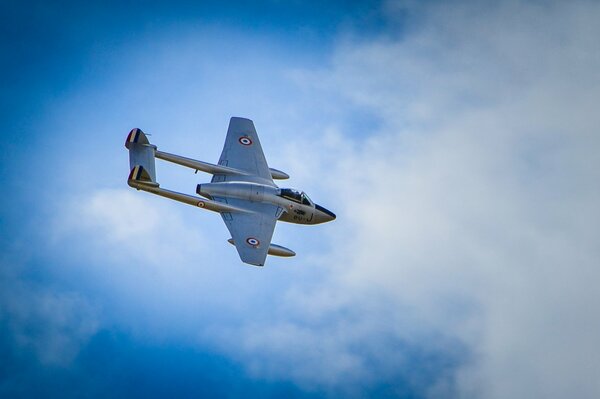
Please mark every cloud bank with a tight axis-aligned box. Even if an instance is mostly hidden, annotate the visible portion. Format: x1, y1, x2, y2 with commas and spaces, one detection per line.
283, 1, 600, 397
2, 1, 599, 398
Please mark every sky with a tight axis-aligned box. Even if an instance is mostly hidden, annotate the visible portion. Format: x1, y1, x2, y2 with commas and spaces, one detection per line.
1, 0, 600, 398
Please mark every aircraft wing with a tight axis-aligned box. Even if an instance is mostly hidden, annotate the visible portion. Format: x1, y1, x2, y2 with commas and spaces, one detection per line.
212, 117, 275, 186
215, 196, 281, 266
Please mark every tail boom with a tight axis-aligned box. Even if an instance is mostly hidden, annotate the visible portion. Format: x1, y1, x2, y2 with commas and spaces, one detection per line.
128, 166, 249, 214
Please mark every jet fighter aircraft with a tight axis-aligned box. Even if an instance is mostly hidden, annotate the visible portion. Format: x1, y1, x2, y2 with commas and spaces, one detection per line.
125, 117, 336, 266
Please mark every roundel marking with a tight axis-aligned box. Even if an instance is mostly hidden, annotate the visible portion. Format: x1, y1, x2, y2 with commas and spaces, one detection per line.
246, 237, 260, 247
238, 136, 253, 146
197, 201, 205, 208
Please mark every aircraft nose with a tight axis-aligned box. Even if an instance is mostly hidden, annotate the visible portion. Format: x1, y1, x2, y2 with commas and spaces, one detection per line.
315, 204, 336, 223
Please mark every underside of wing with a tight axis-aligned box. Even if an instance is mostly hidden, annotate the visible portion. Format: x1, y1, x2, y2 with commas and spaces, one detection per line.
215, 197, 280, 266
211, 117, 275, 186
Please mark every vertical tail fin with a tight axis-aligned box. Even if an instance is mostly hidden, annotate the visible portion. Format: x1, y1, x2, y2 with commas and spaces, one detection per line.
125, 128, 157, 183
127, 165, 159, 188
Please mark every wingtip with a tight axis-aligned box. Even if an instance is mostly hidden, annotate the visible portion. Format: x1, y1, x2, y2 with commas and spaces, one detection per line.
243, 260, 265, 267
230, 116, 253, 123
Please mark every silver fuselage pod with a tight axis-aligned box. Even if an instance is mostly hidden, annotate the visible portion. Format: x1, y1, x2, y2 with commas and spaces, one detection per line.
196, 182, 336, 225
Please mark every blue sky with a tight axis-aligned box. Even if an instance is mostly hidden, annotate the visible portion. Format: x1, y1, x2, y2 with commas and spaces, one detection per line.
2, 1, 600, 398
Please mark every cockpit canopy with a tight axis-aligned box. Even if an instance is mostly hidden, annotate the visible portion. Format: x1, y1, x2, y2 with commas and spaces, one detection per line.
278, 188, 313, 206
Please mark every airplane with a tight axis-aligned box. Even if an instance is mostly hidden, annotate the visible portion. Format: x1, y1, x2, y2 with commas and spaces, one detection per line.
125, 117, 336, 266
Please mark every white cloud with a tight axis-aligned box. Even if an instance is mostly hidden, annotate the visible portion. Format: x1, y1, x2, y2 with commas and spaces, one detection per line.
268, 1, 600, 398
39, 2, 600, 396
51, 188, 238, 334
0, 263, 99, 366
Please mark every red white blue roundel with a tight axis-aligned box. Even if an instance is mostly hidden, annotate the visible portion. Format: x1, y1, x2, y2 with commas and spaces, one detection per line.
197, 201, 205, 208
238, 136, 253, 146
246, 237, 260, 247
